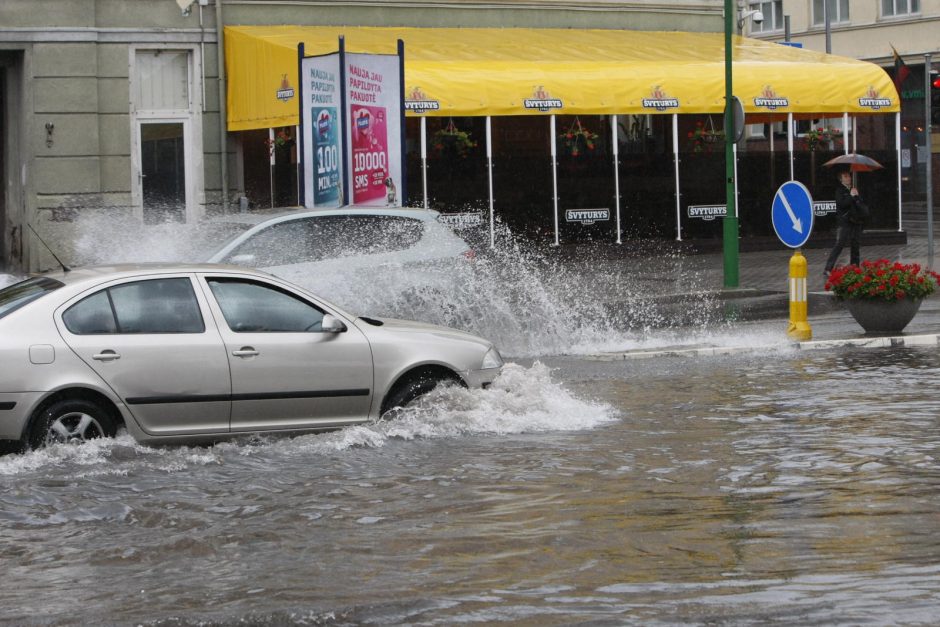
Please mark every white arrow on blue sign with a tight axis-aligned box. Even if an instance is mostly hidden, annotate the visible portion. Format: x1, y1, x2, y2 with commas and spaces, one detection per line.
771, 181, 814, 248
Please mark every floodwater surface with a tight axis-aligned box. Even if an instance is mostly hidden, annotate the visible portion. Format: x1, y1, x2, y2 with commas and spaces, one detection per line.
2, 348, 940, 625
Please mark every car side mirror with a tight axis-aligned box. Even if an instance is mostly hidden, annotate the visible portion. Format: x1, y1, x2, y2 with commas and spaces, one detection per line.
321, 314, 346, 333
229, 253, 256, 266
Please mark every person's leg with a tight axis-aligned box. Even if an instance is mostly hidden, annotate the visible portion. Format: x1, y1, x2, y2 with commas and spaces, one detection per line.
849, 225, 862, 266
825, 225, 849, 273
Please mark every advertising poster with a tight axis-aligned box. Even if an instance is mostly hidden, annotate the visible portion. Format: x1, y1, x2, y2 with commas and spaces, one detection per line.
300, 52, 342, 208
344, 52, 402, 207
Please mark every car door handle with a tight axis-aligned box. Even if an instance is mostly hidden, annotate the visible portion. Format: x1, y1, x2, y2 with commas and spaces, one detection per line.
92, 350, 121, 362
232, 347, 259, 358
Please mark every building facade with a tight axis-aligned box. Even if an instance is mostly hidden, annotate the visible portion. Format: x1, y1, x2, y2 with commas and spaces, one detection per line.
0, 0, 724, 272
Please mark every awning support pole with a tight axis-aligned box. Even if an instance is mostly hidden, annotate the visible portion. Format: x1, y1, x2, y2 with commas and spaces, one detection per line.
787, 112, 794, 181
672, 113, 682, 241
215, 0, 228, 212
733, 142, 739, 218
926, 53, 934, 268
551, 114, 559, 246
896, 112, 903, 232
853, 117, 858, 153
843, 112, 850, 155
487, 115, 495, 249
420, 116, 428, 210
268, 127, 275, 209
612, 115, 622, 244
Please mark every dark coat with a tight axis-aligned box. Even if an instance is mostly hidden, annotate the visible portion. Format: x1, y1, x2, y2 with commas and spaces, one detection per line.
835, 183, 868, 227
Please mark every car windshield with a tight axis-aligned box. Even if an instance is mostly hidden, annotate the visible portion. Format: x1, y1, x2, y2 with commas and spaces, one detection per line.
0, 277, 65, 320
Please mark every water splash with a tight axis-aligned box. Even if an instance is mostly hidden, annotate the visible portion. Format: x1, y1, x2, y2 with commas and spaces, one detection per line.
62, 211, 733, 356
0, 362, 615, 476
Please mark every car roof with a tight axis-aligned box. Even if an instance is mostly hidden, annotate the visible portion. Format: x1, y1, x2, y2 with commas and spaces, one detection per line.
35, 263, 272, 288
205, 206, 443, 228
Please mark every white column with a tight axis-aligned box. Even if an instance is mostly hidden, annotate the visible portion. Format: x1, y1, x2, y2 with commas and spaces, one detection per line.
420, 117, 428, 210
486, 116, 495, 249
853, 117, 858, 153
787, 113, 794, 181
551, 114, 559, 246
612, 115, 622, 244
843, 112, 850, 155
896, 112, 903, 232
672, 113, 682, 241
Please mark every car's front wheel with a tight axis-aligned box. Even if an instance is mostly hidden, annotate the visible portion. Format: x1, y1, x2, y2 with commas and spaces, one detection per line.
28, 399, 117, 449
381, 373, 461, 418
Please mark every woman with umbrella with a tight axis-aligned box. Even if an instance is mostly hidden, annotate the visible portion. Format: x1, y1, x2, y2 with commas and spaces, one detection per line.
823, 154, 881, 277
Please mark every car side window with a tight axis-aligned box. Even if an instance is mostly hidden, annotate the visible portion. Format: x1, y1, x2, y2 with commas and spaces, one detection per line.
207, 278, 325, 332
62, 278, 205, 335
226, 220, 317, 266
343, 216, 424, 255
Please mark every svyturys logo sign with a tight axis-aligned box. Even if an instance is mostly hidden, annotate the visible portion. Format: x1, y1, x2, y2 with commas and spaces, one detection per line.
524, 86, 563, 112
859, 86, 892, 110
754, 85, 789, 110
642, 86, 679, 111
276, 74, 295, 103
404, 86, 440, 113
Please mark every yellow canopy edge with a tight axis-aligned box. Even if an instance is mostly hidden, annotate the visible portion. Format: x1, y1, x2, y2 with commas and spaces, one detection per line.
225, 25, 899, 132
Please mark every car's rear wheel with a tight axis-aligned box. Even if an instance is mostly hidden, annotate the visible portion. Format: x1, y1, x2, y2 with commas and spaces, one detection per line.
28, 399, 117, 449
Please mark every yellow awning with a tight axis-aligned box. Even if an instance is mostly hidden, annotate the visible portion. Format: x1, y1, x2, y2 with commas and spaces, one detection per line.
225, 25, 899, 132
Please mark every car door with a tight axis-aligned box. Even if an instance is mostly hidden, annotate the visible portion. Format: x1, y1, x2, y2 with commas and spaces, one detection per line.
198, 274, 374, 431
56, 275, 232, 436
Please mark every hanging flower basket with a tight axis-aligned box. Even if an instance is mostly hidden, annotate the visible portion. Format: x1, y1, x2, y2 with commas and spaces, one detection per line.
803, 126, 843, 152
431, 119, 477, 158
687, 118, 724, 153
559, 117, 598, 157
263, 129, 294, 155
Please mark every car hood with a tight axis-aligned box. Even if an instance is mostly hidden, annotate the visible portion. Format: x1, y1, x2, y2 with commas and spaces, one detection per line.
356, 316, 493, 349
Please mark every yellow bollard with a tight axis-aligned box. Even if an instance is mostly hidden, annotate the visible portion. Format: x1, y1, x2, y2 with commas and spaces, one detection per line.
787, 249, 812, 341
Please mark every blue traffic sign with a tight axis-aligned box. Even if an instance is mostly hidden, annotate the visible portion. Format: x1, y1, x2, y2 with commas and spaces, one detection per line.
771, 181, 814, 248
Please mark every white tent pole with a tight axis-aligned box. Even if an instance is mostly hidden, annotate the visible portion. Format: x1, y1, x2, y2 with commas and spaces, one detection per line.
733, 142, 739, 218
787, 112, 794, 181
896, 112, 903, 232
487, 115, 495, 249
672, 113, 682, 241
612, 115, 622, 244
420, 116, 428, 210
843, 112, 850, 155
551, 114, 559, 246
268, 127, 275, 208
853, 117, 857, 153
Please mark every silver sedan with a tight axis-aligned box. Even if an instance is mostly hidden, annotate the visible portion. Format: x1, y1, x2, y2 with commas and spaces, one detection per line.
0, 264, 503, 449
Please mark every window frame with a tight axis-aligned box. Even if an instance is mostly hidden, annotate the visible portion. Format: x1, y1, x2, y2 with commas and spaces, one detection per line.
882, 0, 920, 18
205, 277, 328, 334
812, 0, 850, 26
747, 1, 784, 35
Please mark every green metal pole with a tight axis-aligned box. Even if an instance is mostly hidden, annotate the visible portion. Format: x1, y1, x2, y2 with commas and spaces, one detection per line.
723, 0, 739, 287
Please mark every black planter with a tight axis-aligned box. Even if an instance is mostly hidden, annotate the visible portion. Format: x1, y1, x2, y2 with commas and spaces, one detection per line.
843, 297, 923, 335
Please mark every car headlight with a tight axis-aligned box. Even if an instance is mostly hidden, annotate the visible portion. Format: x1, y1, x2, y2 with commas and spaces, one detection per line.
481, 347, 503, 370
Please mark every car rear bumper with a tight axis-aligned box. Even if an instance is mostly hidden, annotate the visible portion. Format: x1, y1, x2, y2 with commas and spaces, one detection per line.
0, 392, 42, 440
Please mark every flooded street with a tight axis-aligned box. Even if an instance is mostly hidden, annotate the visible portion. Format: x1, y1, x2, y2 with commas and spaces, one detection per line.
3, 347, 940, 625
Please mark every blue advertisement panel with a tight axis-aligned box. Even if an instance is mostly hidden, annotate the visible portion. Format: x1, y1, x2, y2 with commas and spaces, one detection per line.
313, 107, 340, 205
301, 52, 342, 208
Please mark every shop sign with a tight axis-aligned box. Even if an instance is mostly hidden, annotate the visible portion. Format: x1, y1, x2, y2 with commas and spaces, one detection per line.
813, 200, 836, 217
524, 86, 563, 112
276, 74, 296, 103
859, 87, 892, 110
687, 205, 727, 221
642, 86, 679, 111
405, 86, 440, 113
565, 209, 609, 225
438, 212, 483, 227
754, 85, 789, 110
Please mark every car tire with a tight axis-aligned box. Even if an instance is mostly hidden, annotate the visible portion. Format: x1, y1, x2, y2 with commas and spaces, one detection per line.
381, 375, 457, 418
27, 399, 117, 449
